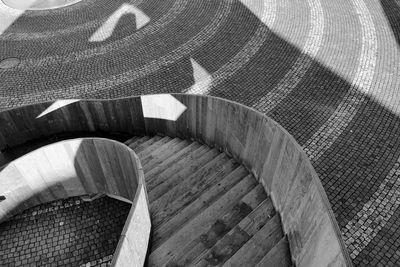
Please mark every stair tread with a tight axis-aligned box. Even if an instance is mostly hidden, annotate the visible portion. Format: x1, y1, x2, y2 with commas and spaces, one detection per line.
192, 198, 276, 267
152, 166, 249, 248
148, 148, 224, 203
255, 236, 292, 267
126, 135, 150, 148
148, 175, 258, 266
221, 214, 284, 267
145, 145, 213, 191
144, 141, 203, 179
130, 135, 163, 153
166, 184, 268, 266
141, 139, 191, 170
150, 153, 238, 220
124, 136, 141, 146
137, 136, 172, 158
123, 135, 292, 266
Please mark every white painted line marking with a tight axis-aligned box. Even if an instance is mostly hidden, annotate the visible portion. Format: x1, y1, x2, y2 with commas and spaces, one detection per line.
90, 3, 150, 42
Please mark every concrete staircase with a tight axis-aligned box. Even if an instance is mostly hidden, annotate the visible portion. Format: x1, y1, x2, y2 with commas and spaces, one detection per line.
125, 135, 292, 267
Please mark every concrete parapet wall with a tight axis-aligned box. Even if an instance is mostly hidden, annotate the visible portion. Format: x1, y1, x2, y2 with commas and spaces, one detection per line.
0, 94, 352, 266
0, 138, 150, 267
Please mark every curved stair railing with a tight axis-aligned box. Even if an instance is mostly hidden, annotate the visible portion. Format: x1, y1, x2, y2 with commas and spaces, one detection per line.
0, 94, 352, 266
0, 138, 150, 267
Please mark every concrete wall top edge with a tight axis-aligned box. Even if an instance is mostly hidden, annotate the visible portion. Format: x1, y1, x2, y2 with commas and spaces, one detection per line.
0, 94, 351, 266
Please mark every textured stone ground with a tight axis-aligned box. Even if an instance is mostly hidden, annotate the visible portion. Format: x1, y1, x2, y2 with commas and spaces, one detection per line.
0, 196, 130, 266
1, 0, 400, 265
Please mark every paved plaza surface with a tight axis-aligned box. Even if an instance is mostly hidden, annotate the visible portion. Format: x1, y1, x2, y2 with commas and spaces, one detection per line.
0, 196, 130, 266
0, 0, 400, 266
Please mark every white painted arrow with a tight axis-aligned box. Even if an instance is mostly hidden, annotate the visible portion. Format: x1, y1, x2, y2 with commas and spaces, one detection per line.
37, 99, 80, 118
141, 94, 186, 121
89, 3, 150, 42
186, 58, 212, 95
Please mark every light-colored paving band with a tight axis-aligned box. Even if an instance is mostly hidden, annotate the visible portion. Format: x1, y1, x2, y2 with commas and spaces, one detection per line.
302, 0, 378, 259
302, 0, 377, 162
252, 0, 324, 114
343, 156, 400, 259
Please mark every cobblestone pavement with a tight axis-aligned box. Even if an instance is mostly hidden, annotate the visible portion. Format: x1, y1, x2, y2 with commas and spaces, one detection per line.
1, 0, 400, 265
0, 196, 130, 266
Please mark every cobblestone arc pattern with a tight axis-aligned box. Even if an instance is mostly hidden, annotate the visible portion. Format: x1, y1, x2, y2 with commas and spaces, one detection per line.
0, 196, 130, 267
1, 0, 400, 266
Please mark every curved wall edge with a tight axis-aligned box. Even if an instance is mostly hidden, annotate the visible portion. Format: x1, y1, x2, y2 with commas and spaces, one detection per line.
0, 138, 150, 267
0, 94, 352, 266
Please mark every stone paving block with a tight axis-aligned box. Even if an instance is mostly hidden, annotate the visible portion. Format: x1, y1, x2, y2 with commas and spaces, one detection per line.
0, 196, 130, 266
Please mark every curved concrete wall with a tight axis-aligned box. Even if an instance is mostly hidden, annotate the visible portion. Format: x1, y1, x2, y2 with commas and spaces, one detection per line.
0, 94, 352, 266
0, 138, 150, 267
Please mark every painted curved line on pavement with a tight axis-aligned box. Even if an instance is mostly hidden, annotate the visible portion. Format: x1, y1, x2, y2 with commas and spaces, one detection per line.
252, 0, 325, 114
